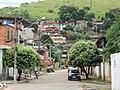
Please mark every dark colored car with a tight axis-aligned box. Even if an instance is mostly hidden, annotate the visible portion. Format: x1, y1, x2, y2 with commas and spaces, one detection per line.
46, 66, 55, 73
68, 69, 81, 81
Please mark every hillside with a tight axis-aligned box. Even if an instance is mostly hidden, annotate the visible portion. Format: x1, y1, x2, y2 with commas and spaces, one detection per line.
1, 0, 120, 19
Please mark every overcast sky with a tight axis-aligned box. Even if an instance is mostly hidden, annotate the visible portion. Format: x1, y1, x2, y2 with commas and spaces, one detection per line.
0, 0, 40, 8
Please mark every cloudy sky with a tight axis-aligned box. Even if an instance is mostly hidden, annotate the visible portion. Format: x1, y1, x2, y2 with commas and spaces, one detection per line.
0, 0, 40, 8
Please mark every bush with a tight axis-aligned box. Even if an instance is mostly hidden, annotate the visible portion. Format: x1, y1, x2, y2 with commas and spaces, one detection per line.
47, 9, 54, 13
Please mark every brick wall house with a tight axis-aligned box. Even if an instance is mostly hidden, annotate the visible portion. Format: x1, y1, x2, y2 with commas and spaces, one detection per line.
0, 24, 15, 79
0, 24, 14, 47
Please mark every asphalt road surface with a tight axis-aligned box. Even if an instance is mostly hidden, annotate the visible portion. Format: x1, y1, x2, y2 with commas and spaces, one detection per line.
6, 69, 82, 90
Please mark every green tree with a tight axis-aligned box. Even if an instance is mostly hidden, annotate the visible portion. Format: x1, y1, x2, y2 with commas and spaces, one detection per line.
3, 44, 40, 80
68, 32, 91, 41
77, 9, 86, 20
103, 8, 120, 30
84, 12, 95, 21
104, 15, 120, 58
20, 10, 30, 19
68, 40, 100, 79
58, 5, 79, 23
60, 30, 67, 37
40, 34, 54, 45
83, 6, 90, 11
68, 32, 83, 41
102, 19, 111, 30
105, 8, 120, 21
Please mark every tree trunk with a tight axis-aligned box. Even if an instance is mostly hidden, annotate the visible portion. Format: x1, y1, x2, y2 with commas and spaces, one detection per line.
81, 67, 89, 79
87, 67, 90, 75
85, 73, 89, 79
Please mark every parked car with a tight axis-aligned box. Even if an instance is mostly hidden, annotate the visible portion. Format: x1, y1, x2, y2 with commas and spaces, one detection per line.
46, 66, 55, 73
0, 82, 7, 88
68, 68, 81, 81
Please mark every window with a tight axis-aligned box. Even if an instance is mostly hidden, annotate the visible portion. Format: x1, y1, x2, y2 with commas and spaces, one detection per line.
11, 31, 13, 41
6, 28, 11, 41
71, 70, 79, 73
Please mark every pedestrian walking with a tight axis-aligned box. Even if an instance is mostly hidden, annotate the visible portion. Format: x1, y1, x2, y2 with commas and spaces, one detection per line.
35, 67, 38, 79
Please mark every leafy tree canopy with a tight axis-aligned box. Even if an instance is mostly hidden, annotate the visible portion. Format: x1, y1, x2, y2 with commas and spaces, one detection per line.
40, 34, 54, 45
68, 40, 100, 79
84, 12, 95, 21
58, 5, 95, 23
83, 6, 90, 11
105, 8, 120, 21
58, 5, 84, 23
60, 30, 67, 37
101, 8, 120, 31
104, 15, 120, 58
68, 40, 100, 67
3, 44, 40, 70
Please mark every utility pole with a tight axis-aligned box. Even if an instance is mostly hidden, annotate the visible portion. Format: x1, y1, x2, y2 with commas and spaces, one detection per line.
37, 23, 41, 74
14, 17, 17, 83
102, 37, 105, 81
38, 25, 41, 52
49, 45, 52, 61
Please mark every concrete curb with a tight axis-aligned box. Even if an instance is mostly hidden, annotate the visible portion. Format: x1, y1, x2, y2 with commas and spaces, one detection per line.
2, 72, 46, 84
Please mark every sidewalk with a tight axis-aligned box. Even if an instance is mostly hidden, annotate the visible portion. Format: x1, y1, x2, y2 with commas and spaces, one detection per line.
2, 71, 45, 84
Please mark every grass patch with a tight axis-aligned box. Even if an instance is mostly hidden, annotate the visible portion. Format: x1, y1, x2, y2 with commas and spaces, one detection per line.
1, 0, 120, 19
80, 75, 111, 90
80, 75, 111, 85
97, 87, 111, 90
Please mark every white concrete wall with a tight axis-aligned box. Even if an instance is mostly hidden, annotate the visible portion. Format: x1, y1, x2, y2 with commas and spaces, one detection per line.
94, 66, 99, 77
111, 52, 120, 90
8, 67, 18, 77
93, 62, 111, 80
9, 67, 14, 77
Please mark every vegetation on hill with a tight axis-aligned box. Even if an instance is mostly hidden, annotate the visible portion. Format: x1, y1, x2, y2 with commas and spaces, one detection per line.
0, 0, 120, 19
104, 15, 120, 58
0, 7, 16, 16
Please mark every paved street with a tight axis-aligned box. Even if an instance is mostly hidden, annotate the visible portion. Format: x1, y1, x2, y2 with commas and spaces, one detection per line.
6, 69, 82, 90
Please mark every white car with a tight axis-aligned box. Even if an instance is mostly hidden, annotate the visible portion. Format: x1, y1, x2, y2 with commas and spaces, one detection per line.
0, 82, 7, 88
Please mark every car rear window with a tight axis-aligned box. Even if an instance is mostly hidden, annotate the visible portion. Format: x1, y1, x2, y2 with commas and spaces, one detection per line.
71, 70, 79, 73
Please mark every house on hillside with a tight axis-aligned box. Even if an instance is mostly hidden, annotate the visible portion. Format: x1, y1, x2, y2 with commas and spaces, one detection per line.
32, 45, 55, 67
51, 34, 66, 45
38, 20, 66, 45
20, 28, 35, 47
40, 20, 59, 28
0, 16, 23, 30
